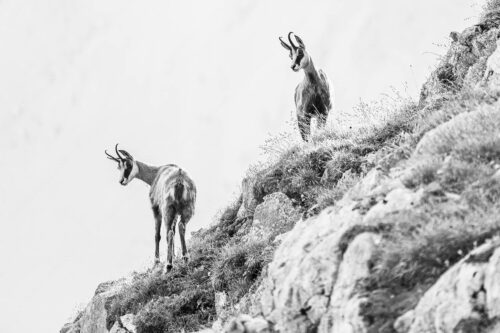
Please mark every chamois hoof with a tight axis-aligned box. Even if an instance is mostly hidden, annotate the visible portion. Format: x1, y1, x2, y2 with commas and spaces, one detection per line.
183, 256, 189, 263
166, 264, 173, 273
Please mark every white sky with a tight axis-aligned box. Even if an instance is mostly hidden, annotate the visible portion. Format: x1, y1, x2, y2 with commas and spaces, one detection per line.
0, 1, 484, 332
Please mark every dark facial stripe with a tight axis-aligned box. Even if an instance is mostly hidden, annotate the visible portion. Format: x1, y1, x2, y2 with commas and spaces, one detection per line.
295, 50, 304, 65
123, 160, 132, 179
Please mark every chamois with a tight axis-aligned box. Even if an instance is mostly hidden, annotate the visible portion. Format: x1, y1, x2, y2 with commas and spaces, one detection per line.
279, 32, 332, 141
105, 144, 196, 272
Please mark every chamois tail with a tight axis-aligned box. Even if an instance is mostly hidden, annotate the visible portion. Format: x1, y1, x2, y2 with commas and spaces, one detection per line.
174, 177, 184, 202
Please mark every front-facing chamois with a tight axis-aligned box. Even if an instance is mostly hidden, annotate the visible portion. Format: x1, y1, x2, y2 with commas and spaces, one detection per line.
280, 32, 332, 141
105, 144, 196, 272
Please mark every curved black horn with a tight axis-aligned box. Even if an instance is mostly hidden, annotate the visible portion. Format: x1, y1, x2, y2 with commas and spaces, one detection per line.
288, 32, 297, 50
105, 150, 120, 162
115, 143, 124, 160
118, 149, 133, 160
279, 36, 292, 51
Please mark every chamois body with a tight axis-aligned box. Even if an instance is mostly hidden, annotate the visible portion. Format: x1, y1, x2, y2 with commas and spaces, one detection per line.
294, 66, 331, 140
280, 32, 332, 141
106, 145, 196, 272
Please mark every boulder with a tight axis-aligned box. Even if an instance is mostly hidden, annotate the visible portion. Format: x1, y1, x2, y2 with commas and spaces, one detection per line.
215, 193, 300, 330
363, 187, 424, 223
318, 233, 381, 333
348, 169, 388, 199
479, 29, 500, 89
237, 177, 259, 219
420, 25, 497, 103
395, 240, 500, 333
244, 192, 300, 243
109, 314, 136, 333
212, 291, 232, 332
60, 321, 81, 333
223, 315, 271, 333
258, 201, 365, 332
61, 279, 130, 333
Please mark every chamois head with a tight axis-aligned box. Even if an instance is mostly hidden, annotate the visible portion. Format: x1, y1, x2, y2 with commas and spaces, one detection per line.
279, 32, 309, 72
105, 144, 138, 186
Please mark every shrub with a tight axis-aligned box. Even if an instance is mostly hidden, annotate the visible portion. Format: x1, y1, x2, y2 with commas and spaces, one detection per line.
134, 288, 214, 333
211, 239, 273, 302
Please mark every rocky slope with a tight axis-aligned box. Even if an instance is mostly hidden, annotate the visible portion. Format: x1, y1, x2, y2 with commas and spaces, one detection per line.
62, 2, 500, 333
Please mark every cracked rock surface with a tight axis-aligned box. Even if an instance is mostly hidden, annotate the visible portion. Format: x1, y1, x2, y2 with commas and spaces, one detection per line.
395, 240, 500, 333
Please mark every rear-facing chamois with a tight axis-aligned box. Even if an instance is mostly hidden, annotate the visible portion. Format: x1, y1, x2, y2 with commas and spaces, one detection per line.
279, 32, 332, 141
105, 144, 196, 272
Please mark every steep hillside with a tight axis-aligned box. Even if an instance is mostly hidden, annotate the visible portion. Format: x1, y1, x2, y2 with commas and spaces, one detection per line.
62, 2, 500, 333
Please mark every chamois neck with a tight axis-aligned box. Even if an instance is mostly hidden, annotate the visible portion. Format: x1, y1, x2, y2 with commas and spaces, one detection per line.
303, 57, 320, 83
135, 161, 160, 186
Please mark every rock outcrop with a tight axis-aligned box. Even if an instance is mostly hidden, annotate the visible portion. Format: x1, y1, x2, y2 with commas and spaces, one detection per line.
395, 239, 500, 333
61, 279, 136, 333
216, 165, 428, 332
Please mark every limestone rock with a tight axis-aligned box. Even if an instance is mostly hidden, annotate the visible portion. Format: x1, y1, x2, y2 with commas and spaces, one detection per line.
480, 29, 500, 88
61, 279, 130, 333
60, 321, 81, 333
238, 177, 259, 219
109, 314, 136, 333
420, 25, 497, 104
244, 192, 300, 243
318, 233, 381, 333
396, 240, 500, 333
363, 187, 424, 223
109, 322, 127, 333
223, 315, 271, 333
119, 314, 136, 333
394, 310, 415, 333
213, 291, 232, 331
415, 103, 500, 160
348, 169, 387, 199
258, 201, 365, 332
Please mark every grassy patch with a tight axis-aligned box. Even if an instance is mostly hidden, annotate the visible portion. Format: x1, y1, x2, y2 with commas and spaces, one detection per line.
360, 201, 500, 332
107, 194, 278, 332
211, 239, 274, 302
107, 197, 248, 333
357, 104, 500, 331
108, 253, 217, 333
134, 288, 213, 333
251, 97, 417, 211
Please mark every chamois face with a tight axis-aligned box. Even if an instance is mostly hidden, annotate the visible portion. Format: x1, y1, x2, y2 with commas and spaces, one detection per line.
290, 48, 309, 72
105, 144, 138, 186
117, 158, 138, 186
279, 32, 309, 72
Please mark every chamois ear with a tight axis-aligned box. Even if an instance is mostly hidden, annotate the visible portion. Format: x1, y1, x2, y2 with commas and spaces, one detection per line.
118, 149, 134, 160
294, 34, 306, 49
279, 37, 292, 52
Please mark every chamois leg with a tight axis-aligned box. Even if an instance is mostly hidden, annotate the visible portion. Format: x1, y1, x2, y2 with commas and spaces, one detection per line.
297, 112, 311, 141
317, 113, 327, 130
163, 206, 177, 272
152, 205, 162, 265
179, 205, 194, 262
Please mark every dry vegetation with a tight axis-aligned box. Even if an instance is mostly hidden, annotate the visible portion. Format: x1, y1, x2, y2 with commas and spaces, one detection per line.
251, 95, 417, 213
107, 196, 273, 332
104, 1, 500, 332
